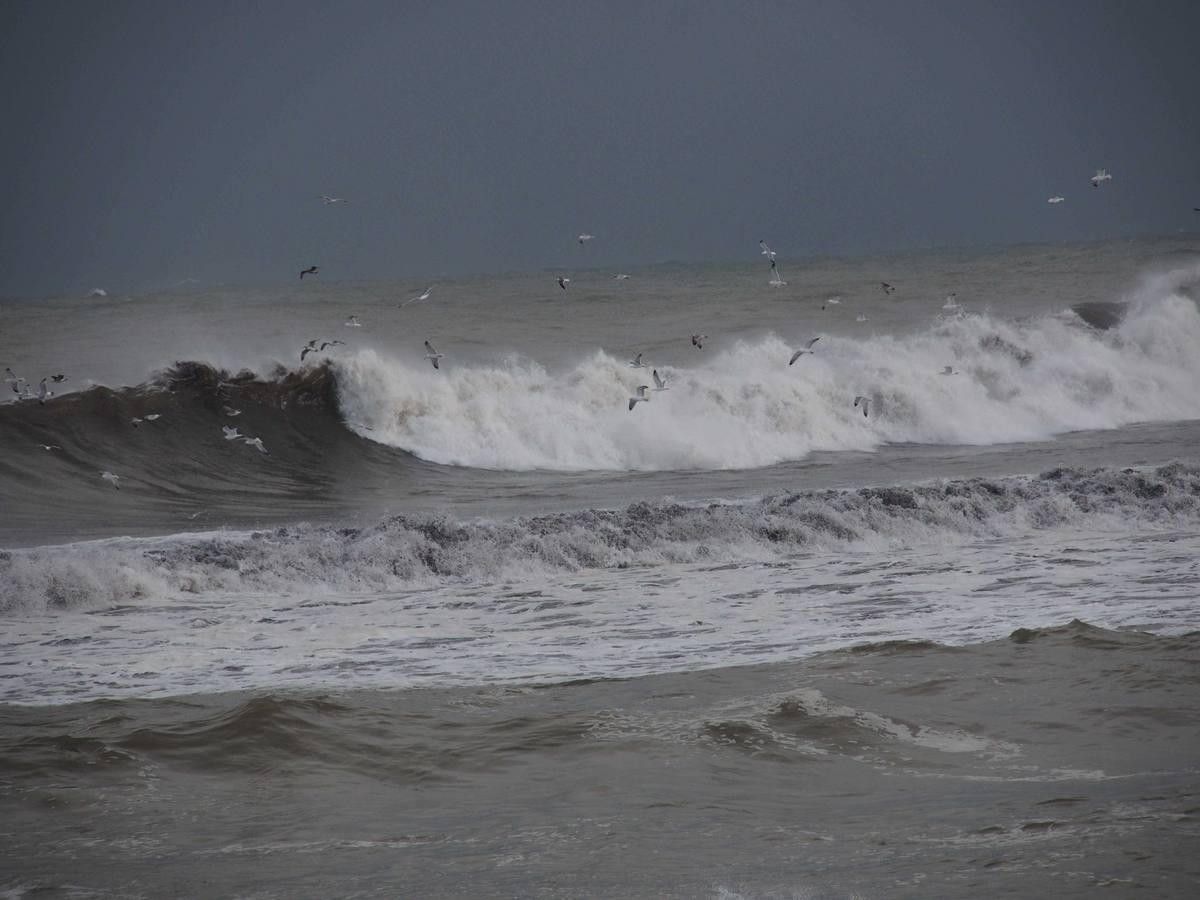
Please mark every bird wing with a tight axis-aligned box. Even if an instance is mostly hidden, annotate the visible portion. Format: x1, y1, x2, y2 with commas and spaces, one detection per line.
431, 358, 439, 369
653, 370, 664, 389
788, 350, 804, 366
807, 337, 821, 349
425, 341, 437, 354
628, 398, 637, 411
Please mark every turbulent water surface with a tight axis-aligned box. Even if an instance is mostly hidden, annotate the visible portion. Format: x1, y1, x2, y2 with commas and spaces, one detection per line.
2, 237, 1199, 897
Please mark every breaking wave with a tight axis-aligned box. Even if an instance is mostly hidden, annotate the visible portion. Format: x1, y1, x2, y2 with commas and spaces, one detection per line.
3, 462, 1198, 613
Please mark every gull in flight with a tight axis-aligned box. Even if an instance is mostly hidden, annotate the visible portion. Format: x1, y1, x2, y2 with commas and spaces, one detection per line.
769, 258, 787, 287
942, 293, 960, 310
628, 385, 651, 411
941, 366, 959, 376
36, 444, 62, 451
853, 396, 870, 417
821, 296, 842, 311
222, 426, 243, 440
557, 276, 570, 290
1047, 196, 1065, 204
578, 233, 594, 244
50, 374, 68, 383
101, 471, 121, 489
345, 316, 362, 327
881, 282, 896, 295
242, 436, 268, 454
130, 414, 162, 427
424, 340, 444, 369
403, 286, 435, 306
318, 195, 346, 204
759, 239, 777, 260
1090, 168, 1112, 188
37, 378, 51, 405
613, 273, 631, 280
856, 313, 869, 322
223, 406, 242, 417
300, 340, 320, 361
691, 333, 706, 349
789, 337, 820, 365
652, 369, 669, 391
300, 266, 320, 279
627, 352, 646, 369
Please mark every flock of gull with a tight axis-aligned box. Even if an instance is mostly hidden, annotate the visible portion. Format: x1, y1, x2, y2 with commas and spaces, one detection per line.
6, 167, 1131, 489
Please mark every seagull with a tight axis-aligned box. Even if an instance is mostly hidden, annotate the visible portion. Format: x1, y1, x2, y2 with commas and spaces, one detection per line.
942, 293, 960, 310
821, 296, 842, 311
1090, 168, 1112, 188
318, 195, 346, 205
144, 414, 161, 421
759, 239, 777, 260
130, 417, 143, 427
50, 374, 68, 383
100, 471, 121, 489
613, 273, 631, 280
223, 406, 242, 417
424, 340, 444, 369
578, 233, 594, 244
853, 396, 870, 417
557, 276, 570, 290
941, 366, 959, 376
222, 426, 242, 440
345, 316, 362, 327
628, 385, 651, 411
691, 333, 706, 349
242, 436, 268, 454
856, 313, 869, 322
769, 258, 787, 287
881, 282, 896, 295
627, 352, 646, 369
1047, 196, 1065, 204
300, 266, 319, 279
403, 286, 435, 306
37, 378, 51, 405
35, 444, 62, 451
652, 369, 669, 391
789, 337, 821, 365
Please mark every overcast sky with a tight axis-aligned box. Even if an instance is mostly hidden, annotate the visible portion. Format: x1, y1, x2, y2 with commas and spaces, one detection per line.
1, 0, 1197, 297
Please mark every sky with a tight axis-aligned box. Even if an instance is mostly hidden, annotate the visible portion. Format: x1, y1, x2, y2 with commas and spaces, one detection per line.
1, 0, 1197, 297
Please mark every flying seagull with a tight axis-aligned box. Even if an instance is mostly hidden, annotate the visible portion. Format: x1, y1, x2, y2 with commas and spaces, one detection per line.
100, 471, 121, 489
403, 286, 435, 306
759, 239, 777, 259
627, 352, 646, 369
853, 396, 870, 417
318, 195, 346, 204
856, 313, 869, 322
50, 374, 68, 383
652, 369, 669, 391
1090, 168, 1112, 187
942, 293, 960, 310
557, 276, 570, 290
769, 258, 787, 287
222, 426, 243, 440
1048, 196, 1065, 204
300, 340, 320, 361
223, 406, 242, 417
691, 333, 706, 349
881, 282, 896, 295
613, 273, 631, 280
300, 266, 320, 279
242, 436, 268, 454
35, 444, 62, 451
628, 385, 651, 411
578, 233, 594, 244
424, 340, 444, 369
941, 366, 959, 375
345, 316, 362, 327
789, 337, 821, 365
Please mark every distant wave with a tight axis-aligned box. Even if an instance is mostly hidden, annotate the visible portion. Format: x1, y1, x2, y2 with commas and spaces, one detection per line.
3, 462, 1197, 614
336, 273, 1200, 470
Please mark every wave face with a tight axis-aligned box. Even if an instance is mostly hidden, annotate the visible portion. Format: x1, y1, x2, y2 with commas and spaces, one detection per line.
336, 273, 1200, 471
3, 462, 1197, 614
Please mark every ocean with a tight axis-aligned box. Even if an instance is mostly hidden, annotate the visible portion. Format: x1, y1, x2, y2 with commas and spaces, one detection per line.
2, 235, 1199, 897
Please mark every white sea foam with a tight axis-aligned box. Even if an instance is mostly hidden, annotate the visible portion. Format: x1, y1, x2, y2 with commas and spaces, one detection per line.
335, 288, 1200, 471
